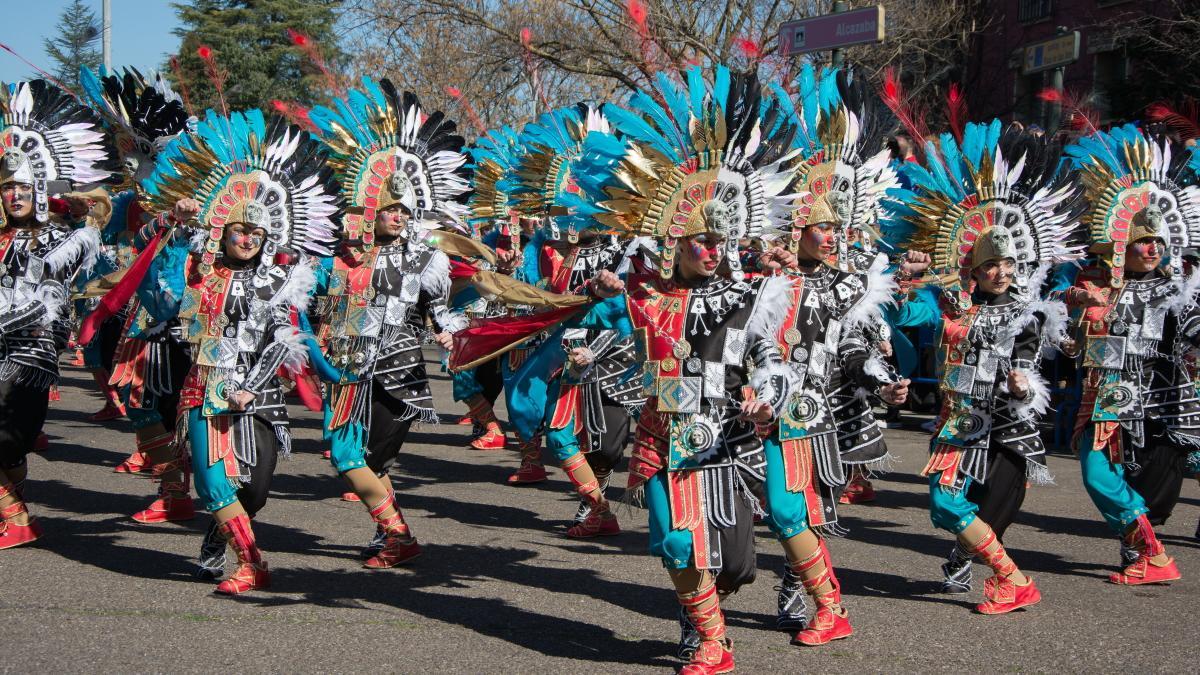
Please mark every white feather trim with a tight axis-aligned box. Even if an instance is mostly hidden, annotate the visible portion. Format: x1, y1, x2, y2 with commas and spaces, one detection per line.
1165, 268, 1200, 316
43, 225, 101, 276
35, 281, 68, 327
1005, 298, 1070, 358
420, 248, 452, 302
746, 275, 797, 340
271, 259, 316, 313
189, 227, 209, 254
271, 325, 309, 375
439, 309, 469, 334
862, 352, 893, 384
842, 254, 897, 331
1006, 367, 1052, 421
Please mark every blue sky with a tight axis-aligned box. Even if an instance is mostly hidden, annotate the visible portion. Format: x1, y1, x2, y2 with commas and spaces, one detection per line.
0, 0, 181, 82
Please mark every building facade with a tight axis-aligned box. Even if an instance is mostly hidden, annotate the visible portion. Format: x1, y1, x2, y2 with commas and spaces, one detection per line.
968, 0, 1177, 127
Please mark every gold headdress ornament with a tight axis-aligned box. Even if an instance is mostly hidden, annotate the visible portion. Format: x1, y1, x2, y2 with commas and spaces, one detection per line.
894, 120, 1086, 311
769, 65, 898, 268
1065, 124, 1200, 287
140, 109, 341, 276
571, 65, 798, 280
309, 77, 470, 248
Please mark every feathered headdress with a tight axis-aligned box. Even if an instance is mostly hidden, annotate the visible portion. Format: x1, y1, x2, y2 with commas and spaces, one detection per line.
0, 79, 120, 225
466, 125, 524, 238
79, 67, 192, 190
769, 65, 899, 266
502, 103, 612, 243
569, 64, 798, 280
892, 120, 1086, 310
309, 77, 470, 247
141, 109, 341, 276
1065, 124, 1200, 287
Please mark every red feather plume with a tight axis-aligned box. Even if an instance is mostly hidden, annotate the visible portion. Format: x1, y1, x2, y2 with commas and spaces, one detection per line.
1146, 97, 1200, 140
270, 100, 317, 133
946, 82, 968, 144
879, 68, 928, 157
444, 85, 486, 135
1038, 87, 1099, 134
286, 28, 343, 98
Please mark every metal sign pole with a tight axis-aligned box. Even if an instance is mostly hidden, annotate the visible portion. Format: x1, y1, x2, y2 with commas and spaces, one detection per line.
102, 0, 111, 71
1047, 26, 1068, 133
830, 0, 847, 67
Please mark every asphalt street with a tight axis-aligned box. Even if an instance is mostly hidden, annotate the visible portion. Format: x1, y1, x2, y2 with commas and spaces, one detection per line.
5, 360, 1198, 673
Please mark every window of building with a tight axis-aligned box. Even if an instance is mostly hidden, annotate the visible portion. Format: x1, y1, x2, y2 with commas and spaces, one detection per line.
1093, 49, 1130, 123
1017, 0, 1053, 22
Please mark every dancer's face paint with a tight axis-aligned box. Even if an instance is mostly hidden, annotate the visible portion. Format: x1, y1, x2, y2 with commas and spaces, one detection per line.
677, 233, 726, 279
375, 205, 411, 240
1125, 237, 1164, 273
1, 182, 33, 220
972, 258, 1015, 295
797, 223, 836, 262
224, 223, 267, 262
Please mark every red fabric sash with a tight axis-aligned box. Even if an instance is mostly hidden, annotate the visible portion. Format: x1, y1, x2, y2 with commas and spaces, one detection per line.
78, 227, 165, 345
449, 304, 586, 372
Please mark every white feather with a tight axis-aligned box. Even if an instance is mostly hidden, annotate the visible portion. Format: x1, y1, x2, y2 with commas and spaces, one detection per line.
43, 225, 101, 276
842, 253, 897, 331
746, 274, 797, 339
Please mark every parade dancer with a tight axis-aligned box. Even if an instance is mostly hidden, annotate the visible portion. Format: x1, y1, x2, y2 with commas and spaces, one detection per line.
308, 79, 470, 566
893, 120, 1086, 611
78, 67, 199, 522
505, 103, 643, 534
570, 65, 800, 673
757, 66, 909, 641
1063, 125, 1200, 585
456, 126, 525, 451
137, 109, 340, 592
0, 79, 119, 549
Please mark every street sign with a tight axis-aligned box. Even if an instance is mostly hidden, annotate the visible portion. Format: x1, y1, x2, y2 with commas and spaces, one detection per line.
778, 5, 886, 57
1022, 31, 1081, 75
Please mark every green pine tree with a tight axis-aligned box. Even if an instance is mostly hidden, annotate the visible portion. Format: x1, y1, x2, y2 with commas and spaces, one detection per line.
166, 0, 345, 113
43, 0, 102, 89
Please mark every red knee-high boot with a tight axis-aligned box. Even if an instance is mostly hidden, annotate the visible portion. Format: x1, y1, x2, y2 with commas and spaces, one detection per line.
114, 432, 152, 474
0, 482, 42, 550
561, 453, 619, 538
1110, 514, 1181, 585
968, 525, 1041, 614
363, 489, 421, 569
466, 394, 506, 450
793, 541, 852, 645
677, 577, 734, 675
88, 368, 125, 421
215, 513, 270, 595
507, 437, 547, 484
132, 433, 196, 523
